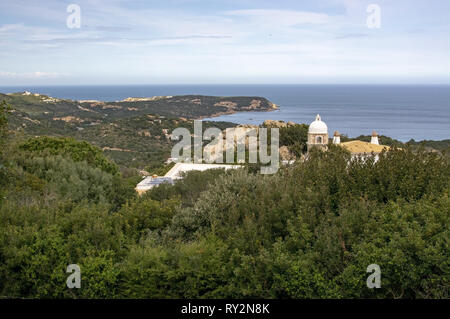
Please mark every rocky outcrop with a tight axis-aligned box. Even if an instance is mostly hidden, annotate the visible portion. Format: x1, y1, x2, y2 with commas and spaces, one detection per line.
214, 101, 238, 108
53, 116, 84, 123
122, 96, 172, 102
263, 120, 297, 128
102, 147, 132, 152
279, 145, 296, 161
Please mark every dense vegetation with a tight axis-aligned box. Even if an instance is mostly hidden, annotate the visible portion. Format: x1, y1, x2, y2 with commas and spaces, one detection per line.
278, 123, 309, 157
19, 136, 119, 175
3, 92, 249, 169
407, 138, 450, 153
71, 116, 236, 169
2, 92, 274, 123
1, 101, 448, 299
3, 91, 448, 170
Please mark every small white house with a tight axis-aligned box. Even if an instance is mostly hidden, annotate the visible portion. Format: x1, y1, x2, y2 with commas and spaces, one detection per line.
135, 176, 174, 195
164, 163, 242, 180
135, 163, 242, 195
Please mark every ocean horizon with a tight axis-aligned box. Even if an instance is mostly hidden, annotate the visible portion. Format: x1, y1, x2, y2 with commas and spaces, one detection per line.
1, 84, 449, 142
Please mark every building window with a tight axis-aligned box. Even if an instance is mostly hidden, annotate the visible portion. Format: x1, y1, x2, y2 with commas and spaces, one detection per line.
316, 136, 323, 143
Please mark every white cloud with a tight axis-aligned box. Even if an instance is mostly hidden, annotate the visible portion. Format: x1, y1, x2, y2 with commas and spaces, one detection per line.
0, 71, 68, 78
0, 24, 26, 33
223, 9, 330, 26
0, 0, 449, 84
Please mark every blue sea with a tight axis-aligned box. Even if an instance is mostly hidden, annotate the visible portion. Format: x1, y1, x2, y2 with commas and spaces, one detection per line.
0, 84, 449, 142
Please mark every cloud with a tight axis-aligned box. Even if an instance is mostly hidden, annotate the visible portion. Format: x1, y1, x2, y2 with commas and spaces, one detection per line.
0, 71, 68, 78
223, 9, 330, 26
21, 30, 233, 46
90, 25, 134, 32
334, 33, 369, 39
0, 1, 449, 84
0, 24, 26, 33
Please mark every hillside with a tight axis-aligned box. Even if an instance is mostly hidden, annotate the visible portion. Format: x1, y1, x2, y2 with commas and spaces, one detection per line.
0, 98, 449, 299
1, 92, 276, 122
2, 91, 277, 168
2, 92, 448, 170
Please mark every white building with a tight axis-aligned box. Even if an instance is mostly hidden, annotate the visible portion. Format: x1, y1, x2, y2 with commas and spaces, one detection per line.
332, 131, 341, 145
307, 114, 329, 151
164, 163, 242, 180
306, 114, 390, 159
135, 176, 174, 195
135, 163, 242, 195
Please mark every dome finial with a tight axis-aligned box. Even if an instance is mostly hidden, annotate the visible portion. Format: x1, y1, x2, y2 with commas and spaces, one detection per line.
308, 114, 328, 134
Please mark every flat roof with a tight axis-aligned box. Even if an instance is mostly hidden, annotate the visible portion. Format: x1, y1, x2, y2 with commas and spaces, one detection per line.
340, 140, 390, 154
164, 163, 242, 179
136, 176, 174, 188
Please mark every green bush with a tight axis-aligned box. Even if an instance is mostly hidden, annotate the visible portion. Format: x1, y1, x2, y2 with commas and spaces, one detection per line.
0, 130, 448, 298
19, 136, 118, 175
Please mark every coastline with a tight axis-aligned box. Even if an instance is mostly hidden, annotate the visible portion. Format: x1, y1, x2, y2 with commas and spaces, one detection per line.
196, 106, 278, 121
2, 85, 448, 141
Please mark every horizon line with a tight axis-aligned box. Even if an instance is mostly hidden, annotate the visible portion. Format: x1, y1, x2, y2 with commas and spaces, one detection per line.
1, 83, 450, 88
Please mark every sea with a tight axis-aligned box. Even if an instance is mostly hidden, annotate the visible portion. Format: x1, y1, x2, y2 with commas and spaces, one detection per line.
0, 84, 448, 142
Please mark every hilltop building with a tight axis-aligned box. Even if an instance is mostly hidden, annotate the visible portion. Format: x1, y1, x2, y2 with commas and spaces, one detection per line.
164, 163, 242, 180
307, 114, 390, 158
339, 140, 390, 156
371, 131, 379, 145
135, 163, 242, 195
136, 115, 389, 194
332, 131, 341, 145
307, 114, 329, 152
135, 175, 174, 195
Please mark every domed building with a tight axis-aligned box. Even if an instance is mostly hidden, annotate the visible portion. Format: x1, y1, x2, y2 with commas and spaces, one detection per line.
307, 114, 329, 151
305, 114, 390, 160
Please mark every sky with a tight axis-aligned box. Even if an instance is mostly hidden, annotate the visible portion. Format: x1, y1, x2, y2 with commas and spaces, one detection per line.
0, 0, 449, 85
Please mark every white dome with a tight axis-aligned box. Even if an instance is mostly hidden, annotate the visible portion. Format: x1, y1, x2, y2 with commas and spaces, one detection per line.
308, 114, 328, 134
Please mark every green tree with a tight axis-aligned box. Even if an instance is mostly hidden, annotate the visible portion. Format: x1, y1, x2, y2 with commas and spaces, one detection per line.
0, 100, 12, 198
279, 124, 309, 156
19, 136, 119, 175
0, 100, 10, 143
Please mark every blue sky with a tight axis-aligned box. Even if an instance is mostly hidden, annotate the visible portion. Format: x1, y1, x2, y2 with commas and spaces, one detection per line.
0, 0, 449, 85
